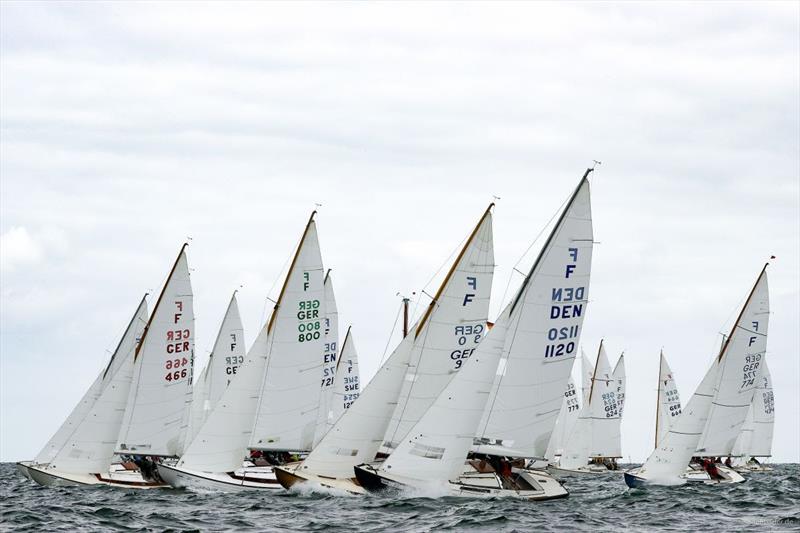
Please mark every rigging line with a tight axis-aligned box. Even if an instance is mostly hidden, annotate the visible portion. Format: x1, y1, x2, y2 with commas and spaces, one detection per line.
378, 299, 404, 366
259, 242, 297, 328
409, 232, 470, 324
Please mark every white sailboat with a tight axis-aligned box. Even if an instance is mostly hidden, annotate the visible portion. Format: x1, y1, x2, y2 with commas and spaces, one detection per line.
553, 340, 623, 474
542, 373, 580, 465
275, 204, 495, 494
187, 291, 245, 443
353, 169, 595, 499
625, 263, 770, 487
22, 295, 150, 487
158, 212, 327, 490
731, 360, 774, 472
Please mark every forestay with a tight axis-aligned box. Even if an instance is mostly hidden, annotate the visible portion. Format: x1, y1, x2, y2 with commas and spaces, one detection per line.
382, 206, 495, 451
474, 172, 594, 458
188, 292, 245, 442
697, 269, 770, 456
250, 214, 327, 452
654, 351, 682, 448
312, 273, 340, 447
116, 245, 195, 457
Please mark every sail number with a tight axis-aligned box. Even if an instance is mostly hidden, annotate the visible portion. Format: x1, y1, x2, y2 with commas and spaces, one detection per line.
741, 353, 762, 389
297, 299, 322, 342
450, 324, 484, 370
164, 326, 191, 382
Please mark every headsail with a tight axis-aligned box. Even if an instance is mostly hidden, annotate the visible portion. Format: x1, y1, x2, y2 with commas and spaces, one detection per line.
43, 297, 148, 473
475, 170, 594, 458
116, 245, 195, 457
249, 213, 327, 452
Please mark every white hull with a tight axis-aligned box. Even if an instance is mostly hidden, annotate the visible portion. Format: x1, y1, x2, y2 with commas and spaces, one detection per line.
15, 461, 34, 480
682, 464, 746, 484
27, 464, 166, 489
355, 463, 569, 501
157, 463, 282, 492
548, 464, 623, 476
273, 463, 366, 495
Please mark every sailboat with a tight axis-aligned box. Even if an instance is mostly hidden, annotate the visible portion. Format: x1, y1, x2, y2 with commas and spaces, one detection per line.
353, 168, 594, 499
19, 296, 149, 486
312, 271, 341, 448
625, 263, 770, 487
552, 341, 624, 474
327, 326, 361, 429
158, 211, 327, 491
187, 291, 245, 443
274, 204, 496, 494
731, 360, 774, 472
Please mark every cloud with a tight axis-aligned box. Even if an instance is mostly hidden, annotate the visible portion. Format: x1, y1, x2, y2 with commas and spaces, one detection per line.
0, 227, 42, 272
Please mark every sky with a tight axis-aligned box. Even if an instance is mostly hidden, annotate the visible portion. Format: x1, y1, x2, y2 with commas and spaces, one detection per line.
1, 1, 798, 464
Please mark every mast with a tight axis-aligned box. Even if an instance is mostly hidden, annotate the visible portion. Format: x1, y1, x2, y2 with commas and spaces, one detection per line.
103, 293, 148, 378
268, 211, 317, 334
716, 262, 769, 362
415, 203, 494, 338
135, 243, 188, 360
402, 298, 410, 338
510, 167, 593, 315
587, 339, 603, 405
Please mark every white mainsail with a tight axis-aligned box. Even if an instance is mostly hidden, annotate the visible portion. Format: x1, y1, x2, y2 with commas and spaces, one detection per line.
696, 270, 770, 457
329, 327, 361, 426
312, 272, 340, 447
654, 351, 682, 448
732, 360, 774, 458
635, 265, 770, 484
250, 213, 327, 452
34, 298, 148, 465
613, 353, 626, 416
116, 245, 195, 457
474, 171, 594, 458
42, 297, 148, 474
381, 206, 495, 451
188, 292, 245, 442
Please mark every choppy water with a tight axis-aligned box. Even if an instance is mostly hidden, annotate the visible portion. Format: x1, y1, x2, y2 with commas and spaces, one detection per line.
1, 463, 798, 532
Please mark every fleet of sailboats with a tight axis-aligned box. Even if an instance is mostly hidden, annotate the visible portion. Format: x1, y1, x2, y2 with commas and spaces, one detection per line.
17, 168, 781, 498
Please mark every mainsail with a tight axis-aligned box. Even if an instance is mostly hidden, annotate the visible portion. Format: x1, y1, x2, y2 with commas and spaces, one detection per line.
329, 327, 361, 427
544, 373, 580, 461
613, 353, 626, 416
116, 245, 195, 457
732, 360, 774, 458
249, 213, 327, 452
44, 297, 148, 474
654, 351, 682, 448
381, 205, 495, 451
474, 170, 594, 458
187, 292, 245, 442
312, 272, 340, 447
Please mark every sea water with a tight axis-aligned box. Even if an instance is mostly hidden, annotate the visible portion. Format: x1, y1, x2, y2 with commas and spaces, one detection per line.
1, 463, 798, 532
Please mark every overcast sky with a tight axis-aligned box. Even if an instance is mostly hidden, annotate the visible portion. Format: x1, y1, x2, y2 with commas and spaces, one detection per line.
1, 2, 798, 464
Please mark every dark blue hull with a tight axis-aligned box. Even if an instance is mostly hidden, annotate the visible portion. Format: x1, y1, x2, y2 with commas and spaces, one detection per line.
624, 472, 647, 488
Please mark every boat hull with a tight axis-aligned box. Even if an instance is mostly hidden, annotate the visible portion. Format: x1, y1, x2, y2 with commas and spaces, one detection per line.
624, 464, 745, 487
273, 464, 366, 494
15, 461, 34, 480
354, 463, 569, 501
157, 463, 282, 492
27, 465, 165, 489
548, 465, 622, 476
